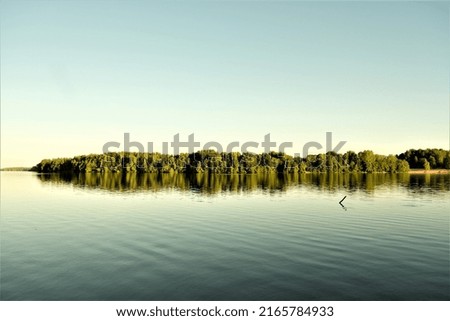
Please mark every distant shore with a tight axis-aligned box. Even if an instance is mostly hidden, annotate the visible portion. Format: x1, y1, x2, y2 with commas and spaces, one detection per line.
0, 167, 32, 172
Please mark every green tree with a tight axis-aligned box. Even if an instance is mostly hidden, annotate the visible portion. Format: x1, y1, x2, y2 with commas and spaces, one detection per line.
420, 158, 430, 171
360, 150, 376, 173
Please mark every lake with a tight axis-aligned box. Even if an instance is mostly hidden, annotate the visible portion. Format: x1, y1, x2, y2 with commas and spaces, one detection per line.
0, 171, 449, 300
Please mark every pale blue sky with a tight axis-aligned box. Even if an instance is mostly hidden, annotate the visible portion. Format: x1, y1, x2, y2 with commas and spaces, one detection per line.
1, 1, 449, 167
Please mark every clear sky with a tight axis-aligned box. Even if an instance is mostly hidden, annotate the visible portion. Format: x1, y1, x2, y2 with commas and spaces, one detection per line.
1, 0, 449, 167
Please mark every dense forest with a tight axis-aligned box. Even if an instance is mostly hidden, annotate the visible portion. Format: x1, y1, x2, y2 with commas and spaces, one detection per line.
30, 149, 450, 174
397, 149, 450, 171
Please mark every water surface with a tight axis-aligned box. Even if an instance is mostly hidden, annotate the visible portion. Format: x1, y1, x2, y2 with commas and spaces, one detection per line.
1, 172, 449, 300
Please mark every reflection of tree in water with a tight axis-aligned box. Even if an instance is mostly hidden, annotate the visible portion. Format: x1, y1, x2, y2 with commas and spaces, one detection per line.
407, 174, 450, 195
36, 172, 450, 195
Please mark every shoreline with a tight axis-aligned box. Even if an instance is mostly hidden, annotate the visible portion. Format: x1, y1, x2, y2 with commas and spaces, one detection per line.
409, 169, 450, 174
2, 168, 450, 175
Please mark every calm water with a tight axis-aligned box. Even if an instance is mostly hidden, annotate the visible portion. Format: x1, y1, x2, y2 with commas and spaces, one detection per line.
1, 172, 449, 300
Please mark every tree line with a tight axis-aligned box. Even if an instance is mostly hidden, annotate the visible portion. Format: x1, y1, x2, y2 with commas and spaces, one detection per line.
32, 149, 450, 174
30, 148, 448, 174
